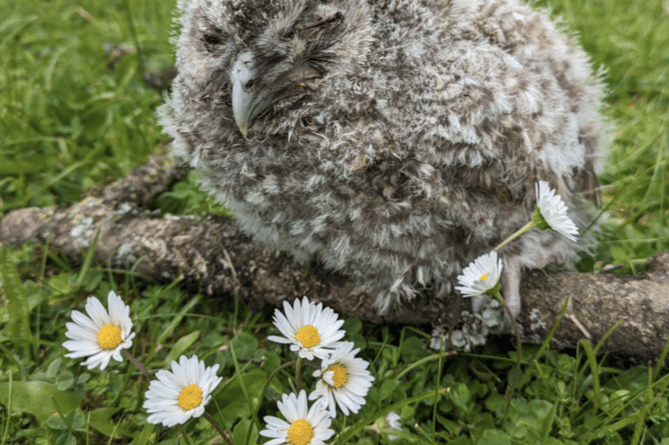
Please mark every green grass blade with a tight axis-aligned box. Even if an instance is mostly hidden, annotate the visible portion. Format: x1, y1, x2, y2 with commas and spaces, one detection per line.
630, 368, 654, 445
580, 340, 601, 409
229, 343, 262, 433
593, 318, 625, 354
338, 387, 449, 444
156, 293, 201, 345
0, 370, 11, 445
652, 334, 669, 381
533, 295, 570, 362
74, 228, 101, 292
0, 248, 34, 356
133, 424, 153, 445
163, 330, 201, 366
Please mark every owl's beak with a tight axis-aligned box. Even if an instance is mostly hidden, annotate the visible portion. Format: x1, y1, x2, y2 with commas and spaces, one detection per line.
232, 82, 252, 137
231, 53, 320, 136
231, 53, 257, 137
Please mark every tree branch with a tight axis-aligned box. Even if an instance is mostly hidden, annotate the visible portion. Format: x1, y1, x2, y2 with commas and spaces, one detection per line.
1, 156, 667, 362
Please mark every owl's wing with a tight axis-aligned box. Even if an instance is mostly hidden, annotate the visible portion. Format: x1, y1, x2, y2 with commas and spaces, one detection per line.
401, 2, 605, 207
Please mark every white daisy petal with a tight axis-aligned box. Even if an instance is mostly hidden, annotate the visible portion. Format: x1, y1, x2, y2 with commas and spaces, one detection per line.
260, 390, 334, 445
283, 300, 299, 329
264, 416, 289, 430
535, 181, 579, 242
268, 297, 347, 360
319, 427, 335, 442
84, 353, 111, 371
455, 251, 503, 298
70, 311, 99, 332
63, 291, 134, 371
173, 359, 189, 383
322, 370, 335, 386
143, 355, 222, 427
65, 323, 98, 341
308, 342, 374, 418
111, 349, 123, 362
297, 390, 309, 418
107, 293, 124, 324
374, 411, 403, 440
261, 430, 286, 439
63, 343, 100, 357
267, 335, 291, 344
85, 296, 111, 327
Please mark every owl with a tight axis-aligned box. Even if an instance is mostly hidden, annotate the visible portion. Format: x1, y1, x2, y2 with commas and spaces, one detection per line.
160, 0, 605, 318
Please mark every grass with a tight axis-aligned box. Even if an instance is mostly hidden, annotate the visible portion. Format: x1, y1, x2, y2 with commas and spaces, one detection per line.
0, 0, 173, 212
534, 0, 669, 274
0, 0, 668, 444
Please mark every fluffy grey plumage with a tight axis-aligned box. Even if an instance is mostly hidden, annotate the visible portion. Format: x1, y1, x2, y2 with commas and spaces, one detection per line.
161, 0, 606, 317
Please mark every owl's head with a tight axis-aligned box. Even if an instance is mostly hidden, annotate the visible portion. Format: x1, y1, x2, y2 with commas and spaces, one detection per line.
171, 0, 374, 137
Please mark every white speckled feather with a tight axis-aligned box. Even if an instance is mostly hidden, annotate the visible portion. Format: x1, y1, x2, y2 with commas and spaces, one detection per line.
161, 0, 607, 315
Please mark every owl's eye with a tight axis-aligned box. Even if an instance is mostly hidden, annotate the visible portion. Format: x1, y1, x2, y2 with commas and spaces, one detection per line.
297, 12, 344, 33
283, 11, 345, 41
202, 34, 223, 45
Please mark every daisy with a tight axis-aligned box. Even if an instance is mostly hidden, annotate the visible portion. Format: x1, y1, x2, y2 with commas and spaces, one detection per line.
143, 355, 222, 427
374, 411, 402, 441
455, 251, 503, 298
534, 180, 579, 242
63, 290, 135, 370
267, 296, 346, 360
309, 341, 374, 417
386, 411, 402, 439
260, 390, 334, 445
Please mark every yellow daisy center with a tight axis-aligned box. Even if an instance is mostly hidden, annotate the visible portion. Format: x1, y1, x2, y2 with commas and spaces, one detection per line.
96, 324, 122, 350
288, 419, 314, 445
325, 362, 348, 388
178, 384, 203, 411
294, 325, 320, 348
480, 273, 488, 281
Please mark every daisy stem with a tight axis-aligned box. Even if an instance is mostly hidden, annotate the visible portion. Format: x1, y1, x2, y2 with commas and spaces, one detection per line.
493, 221, 534, 252
178, 425, 193, 445
295, 356, 303, 392
203, 412, 234, 445
51, 396, 76, 435
121, 349, 152, 380
491, 292, 522, 418
301, 359, 320, 369
245, 360, 297, 445
257, 361, 296, 413
230, 344, 263, 431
